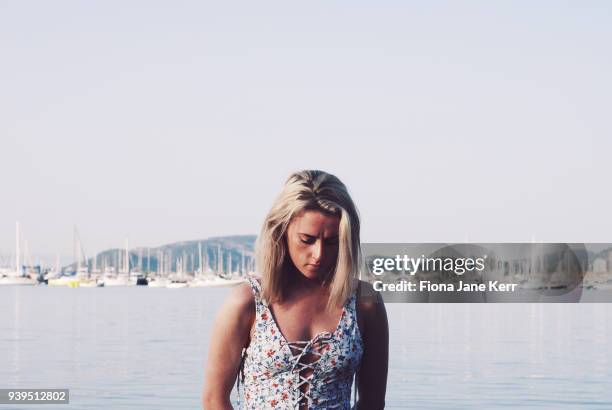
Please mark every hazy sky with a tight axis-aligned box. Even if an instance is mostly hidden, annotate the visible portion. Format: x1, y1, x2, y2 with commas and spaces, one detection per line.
2, 1, 611, 263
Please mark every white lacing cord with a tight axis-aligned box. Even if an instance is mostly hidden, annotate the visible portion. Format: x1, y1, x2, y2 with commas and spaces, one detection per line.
352, 370, 359, 409
353, 281, 361, 409
286, 332, 334, 408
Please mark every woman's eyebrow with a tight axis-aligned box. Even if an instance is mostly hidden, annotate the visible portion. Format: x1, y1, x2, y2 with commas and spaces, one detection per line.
298, 233, 339, 239
298, 233, 317, 238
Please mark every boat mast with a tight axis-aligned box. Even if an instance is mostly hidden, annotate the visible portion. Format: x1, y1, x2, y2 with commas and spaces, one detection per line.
73, 226, 79, 273
204, 243, 208, 273
198, 242, 203, 276
55, 253, 60, 274
138, 248, 142, 273
15, 221, 20, 275
241, 247, 245, 275
124, 238, 129, 276
159, 251, 162, 276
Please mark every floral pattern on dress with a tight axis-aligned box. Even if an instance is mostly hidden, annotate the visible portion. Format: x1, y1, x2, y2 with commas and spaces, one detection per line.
239, 277, 364, 410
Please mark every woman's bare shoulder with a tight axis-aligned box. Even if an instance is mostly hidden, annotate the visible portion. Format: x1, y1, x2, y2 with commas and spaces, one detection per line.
211, 283, 256, 331
356, 279, 385, 316
224, 283, 256, 315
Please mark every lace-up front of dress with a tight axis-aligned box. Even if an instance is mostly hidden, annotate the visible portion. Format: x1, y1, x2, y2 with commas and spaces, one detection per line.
240, 277, 363, 409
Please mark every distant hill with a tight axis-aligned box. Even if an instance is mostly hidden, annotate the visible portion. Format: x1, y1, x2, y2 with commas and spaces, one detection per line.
66, 235, 257, 274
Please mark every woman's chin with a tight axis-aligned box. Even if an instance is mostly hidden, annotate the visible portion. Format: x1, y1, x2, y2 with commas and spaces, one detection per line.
297, 266, 328, 282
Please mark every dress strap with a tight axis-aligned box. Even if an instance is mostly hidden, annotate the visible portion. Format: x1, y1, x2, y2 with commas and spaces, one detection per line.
238, 276, 264, 407
246, 276, 264, 307
246, 275, 262, 295
344, 283, 360, 326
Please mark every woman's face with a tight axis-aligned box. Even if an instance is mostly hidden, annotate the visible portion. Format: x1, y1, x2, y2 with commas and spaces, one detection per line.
286, 209, 340, 282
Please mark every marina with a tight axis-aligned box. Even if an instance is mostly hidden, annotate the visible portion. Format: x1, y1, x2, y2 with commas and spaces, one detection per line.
4, 223, 612, 294
0, 222, 252, 289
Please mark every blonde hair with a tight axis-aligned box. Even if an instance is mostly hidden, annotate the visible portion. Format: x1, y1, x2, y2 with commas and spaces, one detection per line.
256, 170, 361, 308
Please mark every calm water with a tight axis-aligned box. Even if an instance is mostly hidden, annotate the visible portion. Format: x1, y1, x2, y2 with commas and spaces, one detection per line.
1, 286, 611, 409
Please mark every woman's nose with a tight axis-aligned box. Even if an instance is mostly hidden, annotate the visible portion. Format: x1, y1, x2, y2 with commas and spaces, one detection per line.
311, 241, 323, 261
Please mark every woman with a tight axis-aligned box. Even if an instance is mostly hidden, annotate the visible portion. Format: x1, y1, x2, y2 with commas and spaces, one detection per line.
203, 170, 388, 409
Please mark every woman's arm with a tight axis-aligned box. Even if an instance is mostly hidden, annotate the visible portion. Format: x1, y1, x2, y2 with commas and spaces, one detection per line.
202, 284, 255, 410
356, 282, 389, 410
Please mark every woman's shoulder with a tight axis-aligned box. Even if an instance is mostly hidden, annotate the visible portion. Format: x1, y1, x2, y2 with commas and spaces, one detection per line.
355, 279, 385, 315
208, 282, 258, 343
354, 279, 380, 298
224, 282, 257, 316
354, 279, 388, 342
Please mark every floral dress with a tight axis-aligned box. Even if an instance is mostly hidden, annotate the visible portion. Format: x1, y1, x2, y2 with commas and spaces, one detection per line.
239, 277, 364, 409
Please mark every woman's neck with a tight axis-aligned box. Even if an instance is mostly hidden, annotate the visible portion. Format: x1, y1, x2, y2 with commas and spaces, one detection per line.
286, 265, 328, 292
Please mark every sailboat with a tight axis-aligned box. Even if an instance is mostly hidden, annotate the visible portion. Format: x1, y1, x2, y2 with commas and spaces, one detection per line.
48, 226, 100, 287
189, 244, 244, 288
166, 254, 188, 288
148, 249, 170, 287
0, 222, 37, 286
103, 238, 132, 286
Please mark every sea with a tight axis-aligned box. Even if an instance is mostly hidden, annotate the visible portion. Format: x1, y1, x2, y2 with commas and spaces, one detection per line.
1, 286, 611, 409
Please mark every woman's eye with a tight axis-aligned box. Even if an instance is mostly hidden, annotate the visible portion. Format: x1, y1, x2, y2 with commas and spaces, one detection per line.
300, 237, 316, 244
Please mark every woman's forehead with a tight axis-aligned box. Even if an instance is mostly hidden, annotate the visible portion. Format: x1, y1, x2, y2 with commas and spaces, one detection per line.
290, 209, 340, 233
